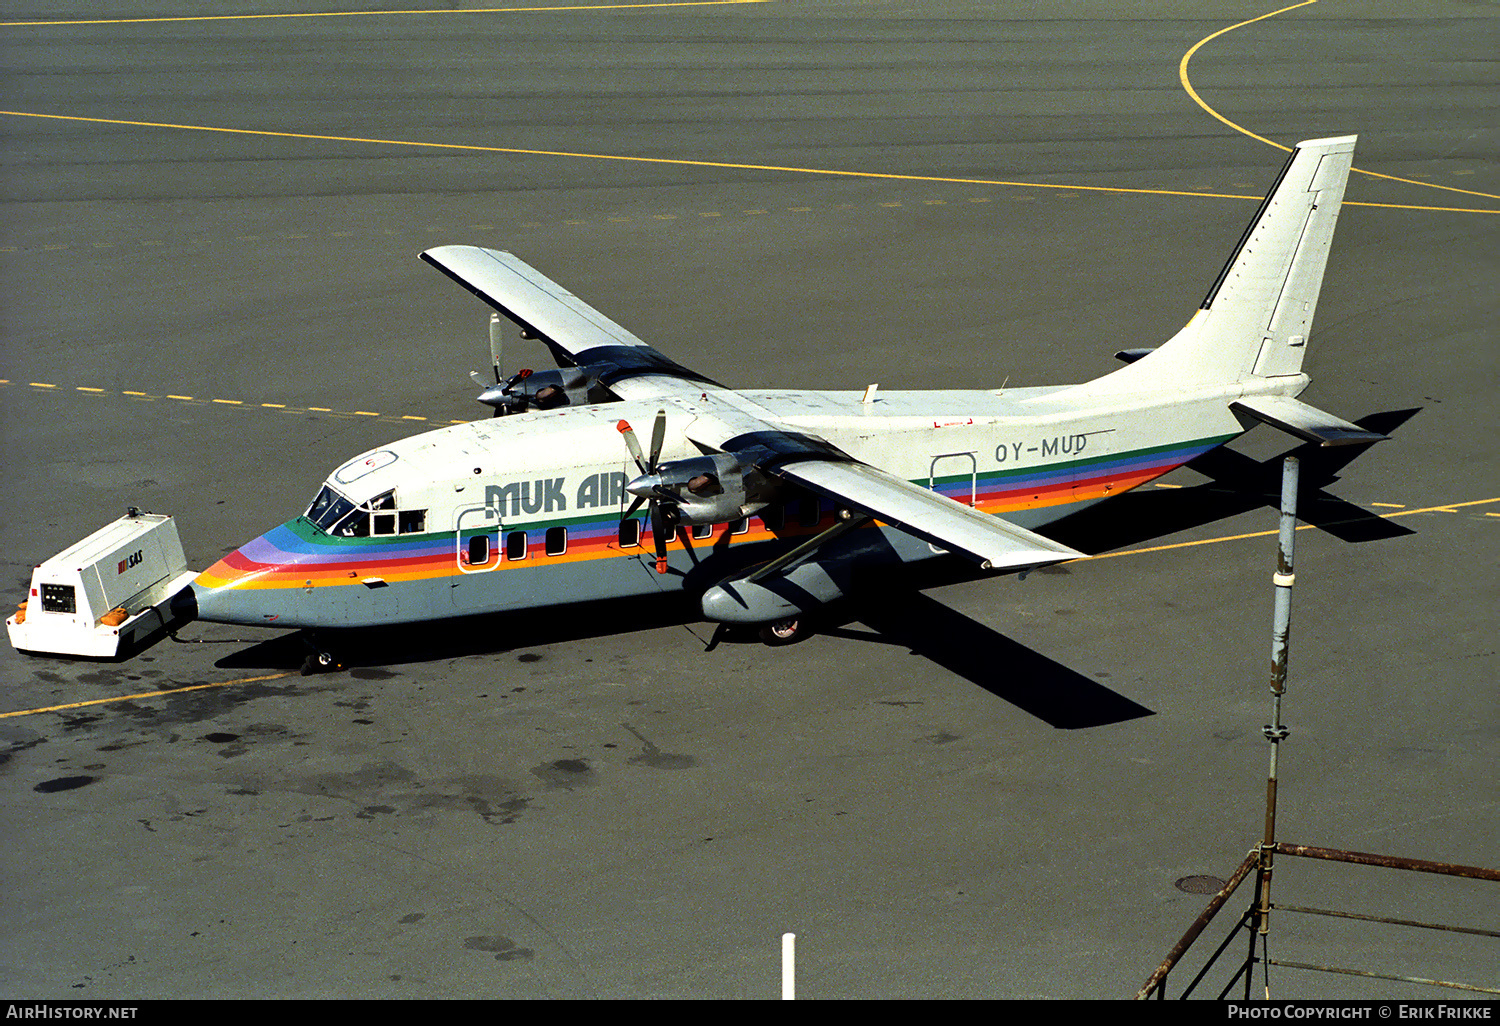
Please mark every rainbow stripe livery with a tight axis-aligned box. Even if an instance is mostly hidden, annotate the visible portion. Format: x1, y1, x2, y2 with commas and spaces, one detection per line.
187, 136, 1380, 639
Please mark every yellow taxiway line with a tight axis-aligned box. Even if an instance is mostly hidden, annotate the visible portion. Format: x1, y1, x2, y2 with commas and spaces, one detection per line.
1088, 496, 1500, 563
1, 2, 1493, 213
0, 673, 294, 720
2, 107, 1493, 215
0, 109, 1263, 204
0, 1, 773, 28
1179, 0, 1500, 204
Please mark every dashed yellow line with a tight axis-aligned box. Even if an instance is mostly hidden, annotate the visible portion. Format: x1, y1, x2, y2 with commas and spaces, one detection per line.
0, 673, 294, 720
0, 1, 773, 28
2, 380, 453, 424
1179, 0, 1500, 205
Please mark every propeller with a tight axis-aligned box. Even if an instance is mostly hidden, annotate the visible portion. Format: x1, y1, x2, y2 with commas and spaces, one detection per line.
616, 410, 676, 573
472, 367, 534, 416
470, 313, 537, 415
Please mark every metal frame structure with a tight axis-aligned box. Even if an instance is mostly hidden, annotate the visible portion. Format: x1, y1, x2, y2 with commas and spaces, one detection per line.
1137, 458, 1500, 1000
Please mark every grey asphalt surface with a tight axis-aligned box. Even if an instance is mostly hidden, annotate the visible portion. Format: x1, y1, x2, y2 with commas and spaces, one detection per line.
1, 0, 1496, 1000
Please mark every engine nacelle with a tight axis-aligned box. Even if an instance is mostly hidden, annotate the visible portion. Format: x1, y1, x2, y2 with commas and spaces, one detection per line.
628, 451, 777, 526
477, 364, 615, 414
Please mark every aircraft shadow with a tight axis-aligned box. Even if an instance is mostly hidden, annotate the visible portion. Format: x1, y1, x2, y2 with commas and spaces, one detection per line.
210, 594, 704, 672
833, 590, 1153, 729
1046, 409, 1420, 553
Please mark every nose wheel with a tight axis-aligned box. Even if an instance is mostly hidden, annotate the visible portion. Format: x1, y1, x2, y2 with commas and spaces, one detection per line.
758, 617, 808, 646
299, 635, 345, 675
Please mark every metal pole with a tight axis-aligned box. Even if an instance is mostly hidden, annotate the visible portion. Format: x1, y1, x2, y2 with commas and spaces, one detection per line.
1251, 456, 1299, 995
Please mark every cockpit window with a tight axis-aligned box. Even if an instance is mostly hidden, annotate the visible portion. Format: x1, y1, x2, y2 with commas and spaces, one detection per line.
333, 510, 371, 538
307, 486, 356, 530
307, 484, 426, 537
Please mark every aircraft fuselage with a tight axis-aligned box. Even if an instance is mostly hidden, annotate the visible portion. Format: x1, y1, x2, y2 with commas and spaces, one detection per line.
189, 377, 1288, 629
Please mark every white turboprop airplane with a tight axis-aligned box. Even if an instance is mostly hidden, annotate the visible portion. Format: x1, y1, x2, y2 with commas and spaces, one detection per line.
180, 135, 1381, 663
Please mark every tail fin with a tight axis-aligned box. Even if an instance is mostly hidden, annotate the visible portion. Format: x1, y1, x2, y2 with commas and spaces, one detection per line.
1075, 134, 1356, 394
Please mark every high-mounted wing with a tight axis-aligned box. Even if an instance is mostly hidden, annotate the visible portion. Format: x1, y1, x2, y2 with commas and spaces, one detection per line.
421, 245, 720, 400
673, 398, 1082, 571
774, 459, 1084, 571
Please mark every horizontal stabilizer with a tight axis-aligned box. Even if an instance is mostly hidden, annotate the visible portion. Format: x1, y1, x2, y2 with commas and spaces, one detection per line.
775, 460, 1083, 570
1233, 395, 1387, 447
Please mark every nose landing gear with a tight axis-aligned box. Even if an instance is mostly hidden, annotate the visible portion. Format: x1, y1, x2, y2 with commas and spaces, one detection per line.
757, 617, 808, 646
299, 635, 345, 675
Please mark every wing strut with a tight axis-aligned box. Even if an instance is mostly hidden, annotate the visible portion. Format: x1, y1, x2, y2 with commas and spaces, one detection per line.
742, 512, 872, 585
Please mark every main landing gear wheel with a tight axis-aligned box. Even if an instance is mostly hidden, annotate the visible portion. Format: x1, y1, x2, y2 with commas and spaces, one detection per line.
758, 617, 808, 646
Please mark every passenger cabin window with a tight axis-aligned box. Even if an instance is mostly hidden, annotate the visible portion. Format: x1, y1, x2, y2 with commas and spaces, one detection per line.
466, 534, 490, 565
759, 505, 785, 532
798, 498, 822, 528
505, 531, 528, 561
691, 523, 713, 540
545, 527, 567, 556
729, 518, 749, 535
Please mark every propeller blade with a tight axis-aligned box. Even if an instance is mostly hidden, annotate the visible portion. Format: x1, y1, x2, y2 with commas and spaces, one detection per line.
650, 501, 669, 573
648, 408, 667, 470
623, 495, 646, 522
616, 420, 650, 474
488, 313, 504, 384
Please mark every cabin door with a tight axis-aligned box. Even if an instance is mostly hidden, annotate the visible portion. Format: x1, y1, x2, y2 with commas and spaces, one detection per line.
928, 452, 977, 554
454, 504, 502, 574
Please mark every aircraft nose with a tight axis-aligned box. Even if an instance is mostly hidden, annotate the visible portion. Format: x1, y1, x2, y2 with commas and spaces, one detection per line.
188, 578, 255, 625
190, 532, 293, 626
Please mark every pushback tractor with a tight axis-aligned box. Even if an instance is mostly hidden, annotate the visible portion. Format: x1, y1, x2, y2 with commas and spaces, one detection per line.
7, 510, 197, 659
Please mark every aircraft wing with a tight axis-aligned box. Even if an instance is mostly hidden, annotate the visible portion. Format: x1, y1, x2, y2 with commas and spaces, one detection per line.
773, 459, 1085, 571
420, 245, 721, 399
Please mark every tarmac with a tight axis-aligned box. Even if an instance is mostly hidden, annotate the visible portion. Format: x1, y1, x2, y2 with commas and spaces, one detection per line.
0, 0, 1495, 1000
